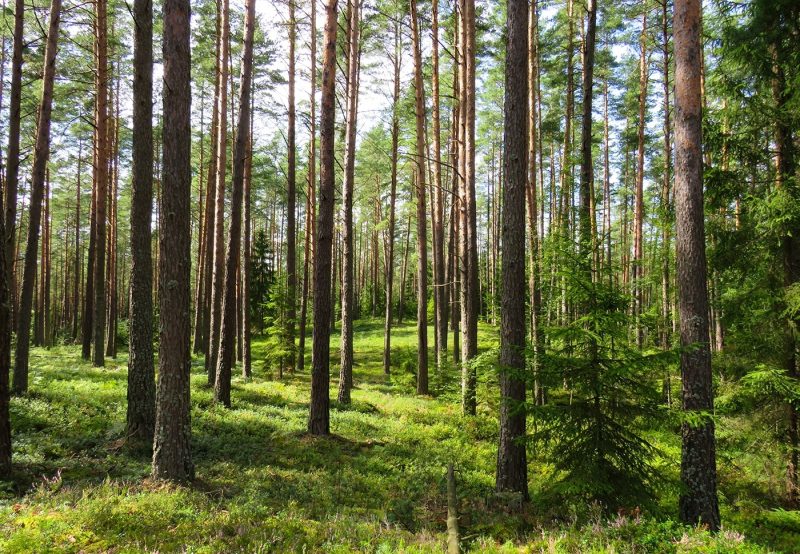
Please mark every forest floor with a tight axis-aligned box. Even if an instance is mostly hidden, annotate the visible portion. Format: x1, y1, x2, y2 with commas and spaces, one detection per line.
0, 319, 798, 553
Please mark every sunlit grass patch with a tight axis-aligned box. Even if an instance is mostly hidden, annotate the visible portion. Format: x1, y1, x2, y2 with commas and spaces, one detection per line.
0, 319, 794, 552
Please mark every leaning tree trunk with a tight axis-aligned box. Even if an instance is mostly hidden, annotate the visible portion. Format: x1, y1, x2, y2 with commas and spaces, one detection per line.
213, 0, 256, 408
152, 0, 193, 483
12, 0, 61, 394
674, 0, 720, 531
308, 0, 338, 436
127, 0, 156, 445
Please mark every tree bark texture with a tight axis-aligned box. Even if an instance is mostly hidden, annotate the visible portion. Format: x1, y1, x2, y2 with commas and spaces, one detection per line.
152, 0, 193, 482
674, 0, 720, 530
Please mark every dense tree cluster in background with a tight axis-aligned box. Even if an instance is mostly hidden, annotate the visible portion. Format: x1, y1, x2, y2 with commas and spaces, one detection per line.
0, 0, 798, 543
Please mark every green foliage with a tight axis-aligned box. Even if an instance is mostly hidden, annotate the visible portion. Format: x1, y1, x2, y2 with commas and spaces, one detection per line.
740, 365, 800, 407
250, 229, 276, 334
0, 322, 793, 552
259, 278, 295, 373
737, 509, 800, 553
532, 244, 669, 511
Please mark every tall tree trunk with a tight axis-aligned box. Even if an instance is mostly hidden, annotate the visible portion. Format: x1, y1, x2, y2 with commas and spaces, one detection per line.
213, 0, 255, 408
308, 0, 338, 436
578, 0, 596, 262
127, 0, 156, 445
431, 0, 447, 366
72, 139, 82, 342
449, 26, 461, 365
92, 0, 109, 367
770, 32, 800, 507
207, 0, 231, 386
459, 0, 479, 414
298, 0, 317, 373
82, 168, 96, 360
152, 0, 193, 482
331, 221, 337, 330
398, 213, 410, 322
383, 11, 401, 375
338, 0, 360, 404
410, 0, 429, 395
620, 135, 631, 289
191, 89, 207, 355
4, 0, 24, 327
106, 77, 120, 358
527, 0, 544, 405
633, 8, 649, 348
660, 0, 672, 350
286, 0, 298, 373
450, 174, 461, 364
0, 2, 4, 181
0, 103, 11, 478
559, 0, 575, 235
195, 12, 221, 356
35, 178, 48, 347
602, 78, 612, 281
242, 102, 254, 378
371, 199, 380, 317
12, 0, 61, 394
496, 0, 528, 498
674, 0, 719, 530
43, 176, 51, 347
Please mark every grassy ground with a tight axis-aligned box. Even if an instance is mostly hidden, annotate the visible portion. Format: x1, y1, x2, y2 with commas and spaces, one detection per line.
0, 318, 797, 552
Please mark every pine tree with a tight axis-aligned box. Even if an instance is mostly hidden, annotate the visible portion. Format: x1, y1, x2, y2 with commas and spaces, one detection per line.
3, 0, 24, 323
410, 0, 428, 395
338, 0, 361, 404
674, 0, 720, 530
92, 0, 109, 368
12, 0, 62, 394
127, 0, 156, 444
152, 0, 193, 482
214, 0, 256, 407
309, 0, 339, 436
496, 0, 528, 499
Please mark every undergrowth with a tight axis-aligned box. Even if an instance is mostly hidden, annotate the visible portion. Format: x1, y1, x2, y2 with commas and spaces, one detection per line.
0, 319, 795, 552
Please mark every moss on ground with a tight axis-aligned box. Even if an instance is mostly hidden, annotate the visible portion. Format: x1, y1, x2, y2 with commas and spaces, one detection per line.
0, 319, 795, 552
